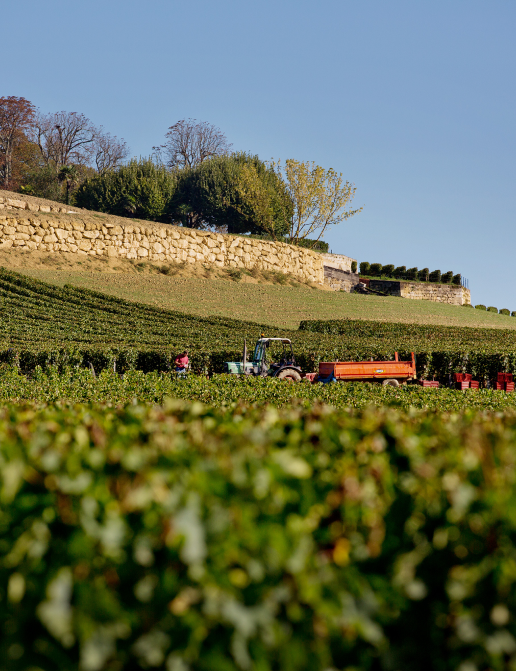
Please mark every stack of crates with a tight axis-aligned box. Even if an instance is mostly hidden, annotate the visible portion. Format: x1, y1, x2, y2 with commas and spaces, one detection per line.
454, 373, 474, 390
496, 373, 514, 392
419, 380, 439, 387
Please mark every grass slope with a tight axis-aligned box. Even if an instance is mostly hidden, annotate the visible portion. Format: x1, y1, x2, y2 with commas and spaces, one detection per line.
18, 267, 516, 330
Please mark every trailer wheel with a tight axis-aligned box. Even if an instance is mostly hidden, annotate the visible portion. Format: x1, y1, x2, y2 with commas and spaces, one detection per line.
277, 369, 302, 382
382, 379, 400, 387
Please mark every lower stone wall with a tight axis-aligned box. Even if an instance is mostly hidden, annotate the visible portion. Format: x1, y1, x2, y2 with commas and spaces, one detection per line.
0, 211, 324, 284
324, 266, 360, 292
367, 279, 471, 305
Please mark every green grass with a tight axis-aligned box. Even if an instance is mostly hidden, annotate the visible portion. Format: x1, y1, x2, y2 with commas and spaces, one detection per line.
18, 268, 516, 330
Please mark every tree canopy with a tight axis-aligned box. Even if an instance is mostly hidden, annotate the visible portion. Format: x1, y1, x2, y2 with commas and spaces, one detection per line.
271, 159, 362, 247
74, 158, 175, 222
169, 152, 292, 236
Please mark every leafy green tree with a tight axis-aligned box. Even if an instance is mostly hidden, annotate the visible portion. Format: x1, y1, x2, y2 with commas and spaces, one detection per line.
169, 152, 291, 235
74, 158, 175, 221
271, 159, 362, 247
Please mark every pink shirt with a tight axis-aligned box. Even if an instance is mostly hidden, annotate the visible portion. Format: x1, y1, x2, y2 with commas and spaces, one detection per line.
175, 355, 189, 367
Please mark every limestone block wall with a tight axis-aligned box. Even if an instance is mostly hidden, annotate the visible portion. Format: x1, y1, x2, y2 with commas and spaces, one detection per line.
367, 279, 471, 305
324, 265, 360, 292
0, 203, 324, 284
321, 252, 357, 273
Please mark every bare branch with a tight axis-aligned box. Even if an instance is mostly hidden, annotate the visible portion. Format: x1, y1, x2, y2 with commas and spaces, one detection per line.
154, 118, 232, 170
93, 131, 129, 175
29, 110, 97, 171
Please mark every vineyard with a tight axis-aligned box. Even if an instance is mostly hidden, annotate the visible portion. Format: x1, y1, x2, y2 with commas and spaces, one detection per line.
1, 366, 516, 411
3, 268, 516, 670
3, 268, 516, 383
2, 400, 516, 671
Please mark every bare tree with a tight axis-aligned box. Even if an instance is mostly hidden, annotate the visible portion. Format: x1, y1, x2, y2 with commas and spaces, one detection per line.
0, 96, 36, 188
31, 111, 97, 171
93, 131, 129, 175
154, 118, 232, 170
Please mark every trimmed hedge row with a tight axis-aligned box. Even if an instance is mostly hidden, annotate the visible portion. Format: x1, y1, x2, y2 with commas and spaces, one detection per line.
475, 305, 516, 316
359, 262, 461, 285
1, 401, 516, 671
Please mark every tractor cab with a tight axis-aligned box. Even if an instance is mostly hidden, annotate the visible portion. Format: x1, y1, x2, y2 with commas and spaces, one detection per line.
224, 337, 303, 381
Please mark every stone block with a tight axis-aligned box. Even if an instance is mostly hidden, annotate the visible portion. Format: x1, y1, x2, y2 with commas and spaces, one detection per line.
39, 206, 51, 213
78, 240, 92, 251
6, 198, 25, 209
43, 234, 57, 243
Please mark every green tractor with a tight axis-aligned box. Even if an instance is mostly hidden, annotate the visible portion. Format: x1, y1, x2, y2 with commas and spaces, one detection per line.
224, 337, 303, 381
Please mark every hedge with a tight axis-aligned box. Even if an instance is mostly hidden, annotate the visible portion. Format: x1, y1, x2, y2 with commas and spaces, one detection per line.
359, 265, 461, 285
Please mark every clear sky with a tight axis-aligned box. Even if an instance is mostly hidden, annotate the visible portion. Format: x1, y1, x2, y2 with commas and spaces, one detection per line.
3, 0, 515, 309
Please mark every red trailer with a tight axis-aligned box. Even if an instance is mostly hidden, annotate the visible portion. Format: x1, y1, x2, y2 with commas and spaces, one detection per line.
313, 352, 416, 387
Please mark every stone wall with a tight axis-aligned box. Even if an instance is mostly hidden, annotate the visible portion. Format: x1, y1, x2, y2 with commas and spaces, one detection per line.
324, 266, 360, 292
0, 196, 324, 284
0, 194, 76, 215
367, 279, 471, 305
321, 252, 357, 273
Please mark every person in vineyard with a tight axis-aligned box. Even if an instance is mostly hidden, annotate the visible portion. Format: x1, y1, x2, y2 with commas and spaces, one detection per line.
174, 350, 189, 374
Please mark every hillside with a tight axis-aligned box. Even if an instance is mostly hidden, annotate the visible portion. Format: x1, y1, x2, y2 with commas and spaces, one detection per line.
2, 268, 516, 383
11, 261, 516, 330
1, 189, 514, 329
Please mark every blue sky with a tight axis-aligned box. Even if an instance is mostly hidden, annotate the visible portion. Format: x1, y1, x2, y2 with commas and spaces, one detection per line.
3, 0, 515, 308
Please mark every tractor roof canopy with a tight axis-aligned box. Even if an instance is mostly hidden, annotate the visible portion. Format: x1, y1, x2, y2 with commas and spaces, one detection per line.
258, 338, 292, 345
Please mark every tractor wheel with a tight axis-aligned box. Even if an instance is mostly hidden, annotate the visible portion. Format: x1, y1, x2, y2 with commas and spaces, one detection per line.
382, 379, 400, 387
277, 368, 302, 382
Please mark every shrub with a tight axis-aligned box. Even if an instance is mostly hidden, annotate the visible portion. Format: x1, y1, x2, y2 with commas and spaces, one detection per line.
462, 303, 474, 308
359, 261, 370, 275
381, 264, 394, 277
488, 306, 498, 313
475, 304, 487, 310
512, 311, 516, 317
500, 309, 510, 316
74, 158, 176, 222
418, 267, 429, 282
452, 273, 462, 285
393, 266, 406, 279
405, 267, 418, 281
429, 269, 441, 283
441, 271, 454, 284
369, 262, 382, 276
289, 237, 329, 252
351, 260, 357, 273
